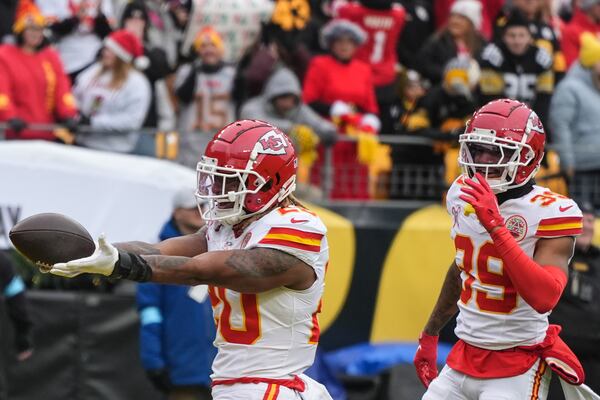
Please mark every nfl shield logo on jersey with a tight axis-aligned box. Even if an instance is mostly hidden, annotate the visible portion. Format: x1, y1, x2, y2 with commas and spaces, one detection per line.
505, 215, 528, 241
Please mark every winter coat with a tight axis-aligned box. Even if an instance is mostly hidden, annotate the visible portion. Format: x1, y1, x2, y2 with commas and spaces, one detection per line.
416, 30, 485, 85
397, 0, 435, 71
303, 55, 379, 116
73, 62, 151, 153
550, 63, 600, 172
477, 42, 554, 129
240, 68, 336, 143
561, 10, 600, 69
0, 44, 77, 140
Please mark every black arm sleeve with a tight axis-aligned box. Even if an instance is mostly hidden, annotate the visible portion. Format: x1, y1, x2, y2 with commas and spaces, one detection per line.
175, 67, 198, 104
49, 16, 79, 37
415, 39, 446, 84
307, 101, 331, 118
93, 12, 112, 39
111, 251, 153, 282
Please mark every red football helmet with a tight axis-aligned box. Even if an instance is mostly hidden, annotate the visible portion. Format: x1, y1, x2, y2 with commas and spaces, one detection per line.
458, 99, 546, 192
195, 120, 297, 224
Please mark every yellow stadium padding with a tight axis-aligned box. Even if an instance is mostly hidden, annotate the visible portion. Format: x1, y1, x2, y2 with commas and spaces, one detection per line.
305, 203, 355, 332
371, 204, 455, 342
594, 219, 600, 246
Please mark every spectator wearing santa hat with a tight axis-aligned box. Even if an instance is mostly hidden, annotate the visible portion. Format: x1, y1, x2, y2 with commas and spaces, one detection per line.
0, 0, 78, 141
73, 29, 151, 153
434, 0, 504, 40
416, 0, 486, 85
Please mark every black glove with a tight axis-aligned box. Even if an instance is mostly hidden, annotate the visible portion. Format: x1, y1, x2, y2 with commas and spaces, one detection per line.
15, 331, 33, 353
146, 369, 172, 393
78, 114, 91, 127
62, 117, 79, 133
8, 118, 27, 133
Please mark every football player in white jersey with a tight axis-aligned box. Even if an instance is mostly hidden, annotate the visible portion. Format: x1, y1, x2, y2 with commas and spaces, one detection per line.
44, 120, 332, 400
414, 99, 591, 399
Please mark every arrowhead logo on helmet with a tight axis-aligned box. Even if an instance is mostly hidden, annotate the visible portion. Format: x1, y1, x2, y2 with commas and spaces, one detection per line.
256, 130, 289, 155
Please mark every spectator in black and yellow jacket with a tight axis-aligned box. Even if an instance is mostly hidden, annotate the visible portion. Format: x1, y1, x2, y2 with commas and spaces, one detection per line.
493, 0, 566, 82
389, 60, 477, 199
478, 10, 554, 130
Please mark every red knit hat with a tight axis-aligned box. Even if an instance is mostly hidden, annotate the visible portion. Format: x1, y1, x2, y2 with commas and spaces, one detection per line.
103, 29, 149, 69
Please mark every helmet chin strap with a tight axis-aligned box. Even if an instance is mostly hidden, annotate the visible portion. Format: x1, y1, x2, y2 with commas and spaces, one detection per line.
222, 182, 297, 226
222, 210, 247, 226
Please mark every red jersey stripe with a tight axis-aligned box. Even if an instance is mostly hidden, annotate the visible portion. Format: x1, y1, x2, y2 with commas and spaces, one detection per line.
529, 361, 547, 400
538, 216, 582, 226
267, 227, 324, 240
536, 228, 583, 237
259, 238, 321, 252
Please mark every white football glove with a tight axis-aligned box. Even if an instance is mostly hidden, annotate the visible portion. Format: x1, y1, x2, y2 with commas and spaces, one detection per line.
49, 234, 118, 278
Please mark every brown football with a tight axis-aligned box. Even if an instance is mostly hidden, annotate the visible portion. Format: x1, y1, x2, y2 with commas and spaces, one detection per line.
9, 213, 95, 270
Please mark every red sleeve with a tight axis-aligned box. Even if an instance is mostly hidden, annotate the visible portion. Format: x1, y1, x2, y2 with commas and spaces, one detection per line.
47, 49, 78, 120
560, 26, 580, 69
481, 0, 505, 40
434, 0, 453, 30
0, 54, 16, 121
490, 227, 567, 314
302, 57, 326, 105
362, 67, 379, 115
336, 3, 360, 21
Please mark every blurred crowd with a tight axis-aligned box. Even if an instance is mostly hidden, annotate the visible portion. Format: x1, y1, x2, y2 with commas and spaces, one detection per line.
2, 0, 600, 203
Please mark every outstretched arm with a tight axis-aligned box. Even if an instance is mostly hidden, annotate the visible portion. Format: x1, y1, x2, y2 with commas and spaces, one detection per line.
114, 226, 208, 257
141, 247, 315, 293
50, 237, 316, 294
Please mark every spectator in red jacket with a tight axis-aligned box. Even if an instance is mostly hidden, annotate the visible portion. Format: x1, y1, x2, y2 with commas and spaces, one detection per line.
337, 0, 406, 133
303, 19, 379, 200
0, 0, 77, 141
303, 19, 378, 118
561, 0, 600, 68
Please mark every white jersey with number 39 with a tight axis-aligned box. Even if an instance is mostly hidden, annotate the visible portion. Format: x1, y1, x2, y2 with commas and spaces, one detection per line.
446, 176, 583, 350
206, 206, 328, 380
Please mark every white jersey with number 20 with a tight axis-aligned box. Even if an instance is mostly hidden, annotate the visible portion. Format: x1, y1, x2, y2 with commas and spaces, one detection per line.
206, 205, 329, 381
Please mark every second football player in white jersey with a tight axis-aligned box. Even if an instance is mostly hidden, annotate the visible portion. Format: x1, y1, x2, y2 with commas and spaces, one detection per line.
414, 99, 597, 399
